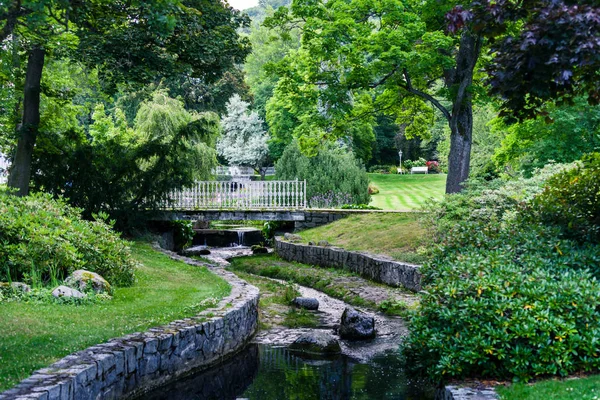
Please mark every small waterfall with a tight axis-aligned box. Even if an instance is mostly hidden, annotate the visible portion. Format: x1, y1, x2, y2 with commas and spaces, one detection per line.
237, 230, 245, 246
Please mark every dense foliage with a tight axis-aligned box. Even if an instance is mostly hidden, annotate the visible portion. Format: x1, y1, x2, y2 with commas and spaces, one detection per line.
406, 158, 600, 381
534, 153, 600, 243
275, 141, 370, 207
2, 0, 250, 196
0, 191, 137, 287
32, 90, 219, 229
453, 0, 600, 119
493, 99, 600, 176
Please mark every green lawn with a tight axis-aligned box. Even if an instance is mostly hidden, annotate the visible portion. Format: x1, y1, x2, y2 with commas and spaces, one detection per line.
298, 212, 427, 264
0, 242, 230, 391
497, 375, 600, 400
369, 173, 446, 210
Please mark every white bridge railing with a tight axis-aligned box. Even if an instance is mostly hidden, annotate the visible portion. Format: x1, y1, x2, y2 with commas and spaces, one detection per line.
163, 179, 306, 210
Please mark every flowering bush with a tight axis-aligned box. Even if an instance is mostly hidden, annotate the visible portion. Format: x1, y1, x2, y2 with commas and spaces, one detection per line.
426, 161, 441, 173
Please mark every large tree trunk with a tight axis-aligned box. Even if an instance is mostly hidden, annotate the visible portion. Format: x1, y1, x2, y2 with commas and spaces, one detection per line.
7, 46, 45, 196
446, 105, 473, 193
444, 31, 482, 194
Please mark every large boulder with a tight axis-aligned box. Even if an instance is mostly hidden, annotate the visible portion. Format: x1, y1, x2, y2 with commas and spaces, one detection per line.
292, 297, 319, 310
0, 282, 31, 293
289, 331, 341, 355
52, 285, 86, 299
11, 282, 31, 293
65, 270, 111, 294
251, 245, 269, 254
339, 307, 376, 340
181, 247, 211, 256
283, 233, 303, 243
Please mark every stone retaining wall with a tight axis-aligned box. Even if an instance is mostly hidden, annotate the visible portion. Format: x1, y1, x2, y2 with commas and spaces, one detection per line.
435, 385, 499, 400
0, 250, 259, 400
274, 237, 422, 292
293, 211, 348, 230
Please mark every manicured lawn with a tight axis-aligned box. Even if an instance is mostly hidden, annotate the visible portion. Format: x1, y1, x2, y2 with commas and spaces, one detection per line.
297, 212, 427, 264
0, 242, 230, 391
369, 173, 446, 210
497, 375, 600, 400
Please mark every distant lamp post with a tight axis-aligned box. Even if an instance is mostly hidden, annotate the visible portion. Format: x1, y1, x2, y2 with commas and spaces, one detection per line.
398, 150, 403, 174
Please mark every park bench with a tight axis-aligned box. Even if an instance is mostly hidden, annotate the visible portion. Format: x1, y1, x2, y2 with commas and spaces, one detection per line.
411, 166, 428, 174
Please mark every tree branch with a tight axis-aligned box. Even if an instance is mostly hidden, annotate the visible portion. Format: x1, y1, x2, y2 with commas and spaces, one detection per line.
401, 68, 451, 121
0, 1, 32, 43
369, 66, 399, 88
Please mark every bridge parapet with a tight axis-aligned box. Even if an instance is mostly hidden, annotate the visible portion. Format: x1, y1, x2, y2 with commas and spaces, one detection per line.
162, 180, 306, 211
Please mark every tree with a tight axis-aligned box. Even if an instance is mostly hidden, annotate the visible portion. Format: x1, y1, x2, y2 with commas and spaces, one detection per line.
217, 94, 271, 178
265, 0, 486, 193
31, 89, 219, 230
453, 0, 600, 119
3, 0, 250, 196
275, 141, 370, 207
493, 99, 600, 176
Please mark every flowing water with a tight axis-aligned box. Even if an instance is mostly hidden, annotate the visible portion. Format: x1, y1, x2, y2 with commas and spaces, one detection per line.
141, 274, 434, 399
157, 249, 434, 399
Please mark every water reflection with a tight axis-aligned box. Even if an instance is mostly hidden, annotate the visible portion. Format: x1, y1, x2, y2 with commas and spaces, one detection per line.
143, 344, 434, 400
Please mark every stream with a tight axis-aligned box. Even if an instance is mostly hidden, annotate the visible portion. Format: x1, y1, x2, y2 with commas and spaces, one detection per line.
143, 246, 434, 399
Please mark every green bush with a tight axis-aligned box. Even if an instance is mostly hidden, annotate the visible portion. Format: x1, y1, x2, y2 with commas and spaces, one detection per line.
408, 161, 600, 382
533, 153, 600, 242
403, 158, 427, 170
31, 90, 219, 232
276, 141, 370, 207
0, 191, 137, 287
171, 220, 194, 251
405, 227, 600, 381
368, 164, 396, 173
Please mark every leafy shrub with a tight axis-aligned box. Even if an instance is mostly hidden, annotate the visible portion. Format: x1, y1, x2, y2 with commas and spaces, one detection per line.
408, 161, 600, 382
340, 204, 381, 210
276, 141, 370, 206
262, 221, 283, 242
406, 231, 600, 381
367, 164, 397, 174
0, 191, 137, 287
403, 158, 427, 170
368, 183, 379, 195
32, 90, 219, 232
533, 153, 600, 242
171, 220, 194, 251
426, 160, 441, 173
309, 191, 352, 208
0, 285, 112, 305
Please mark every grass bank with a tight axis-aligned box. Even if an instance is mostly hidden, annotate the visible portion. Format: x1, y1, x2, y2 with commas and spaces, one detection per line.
228, 254, 416, 316
497, 375, 600, 400
297, 212, 427, 264
0, 242, 230, 391
368, 173, 446, 210
232, 271, 318, 329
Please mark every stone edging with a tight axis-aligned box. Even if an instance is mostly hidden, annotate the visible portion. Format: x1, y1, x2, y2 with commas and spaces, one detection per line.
0, 248, 259, 400
435, 384, 499, 399
274, 237, 422, 292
